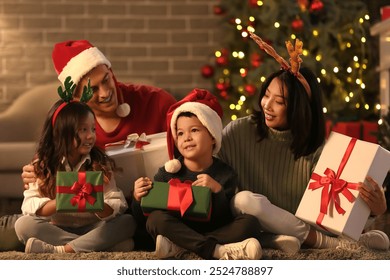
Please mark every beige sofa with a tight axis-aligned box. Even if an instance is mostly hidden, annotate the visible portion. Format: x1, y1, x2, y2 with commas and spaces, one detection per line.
0, 82, 59, 198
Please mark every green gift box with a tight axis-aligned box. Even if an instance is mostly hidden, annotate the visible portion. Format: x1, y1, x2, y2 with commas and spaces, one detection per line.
56, 171, 104, 212
141, 179, 212, 221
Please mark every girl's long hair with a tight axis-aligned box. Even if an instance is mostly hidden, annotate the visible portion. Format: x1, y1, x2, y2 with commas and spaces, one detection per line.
252, 67, 326, 159
34, 100, 116, 198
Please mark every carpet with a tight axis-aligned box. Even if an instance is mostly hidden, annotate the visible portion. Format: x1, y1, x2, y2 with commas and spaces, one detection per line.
0, 247, 389, 260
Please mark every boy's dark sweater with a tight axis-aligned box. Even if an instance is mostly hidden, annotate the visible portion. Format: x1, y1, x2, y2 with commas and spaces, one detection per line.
129, 156, 238, 250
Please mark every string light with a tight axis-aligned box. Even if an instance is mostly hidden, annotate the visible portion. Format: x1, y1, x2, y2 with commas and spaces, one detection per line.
210, 2, 376, 121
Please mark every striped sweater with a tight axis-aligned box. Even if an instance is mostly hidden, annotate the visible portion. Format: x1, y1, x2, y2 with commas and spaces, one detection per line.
218, 116, 323, 214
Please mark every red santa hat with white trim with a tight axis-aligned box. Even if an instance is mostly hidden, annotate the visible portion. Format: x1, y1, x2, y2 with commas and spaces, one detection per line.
52, 40, 111, 86
51, 40, 130, 117
164, 88, 223, 173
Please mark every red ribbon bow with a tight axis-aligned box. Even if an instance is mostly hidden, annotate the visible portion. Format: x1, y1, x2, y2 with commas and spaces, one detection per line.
69, 172, 97, 211
167, 178, 194, 216
308, 138, 359, 227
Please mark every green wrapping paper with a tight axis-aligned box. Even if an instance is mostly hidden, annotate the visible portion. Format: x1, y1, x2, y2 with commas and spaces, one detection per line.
141, 180, 212, 221
56, 171, 104, 212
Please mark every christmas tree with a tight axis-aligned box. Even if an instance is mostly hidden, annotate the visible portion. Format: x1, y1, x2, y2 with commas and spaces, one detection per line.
202, 0, 379, 124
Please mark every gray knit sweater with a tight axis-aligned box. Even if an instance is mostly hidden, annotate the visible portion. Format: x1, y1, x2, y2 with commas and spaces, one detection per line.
218, 116, 323, 214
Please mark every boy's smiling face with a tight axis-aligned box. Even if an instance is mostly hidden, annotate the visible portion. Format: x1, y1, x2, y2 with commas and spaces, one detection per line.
175, 115, 215, 164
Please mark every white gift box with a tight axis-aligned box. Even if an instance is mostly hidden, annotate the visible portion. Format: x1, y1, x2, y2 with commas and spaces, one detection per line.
295, 132, 390, 240
106, 132, 169, 198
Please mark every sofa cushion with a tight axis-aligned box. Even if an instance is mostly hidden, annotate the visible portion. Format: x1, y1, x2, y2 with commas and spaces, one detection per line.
0, 82, 59, 142
0, 142, 37, 170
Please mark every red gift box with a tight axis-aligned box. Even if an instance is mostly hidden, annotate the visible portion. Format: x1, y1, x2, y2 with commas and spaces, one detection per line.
361, 121, 378, 144
331, 121, 361, 139
381, 6, 390, 21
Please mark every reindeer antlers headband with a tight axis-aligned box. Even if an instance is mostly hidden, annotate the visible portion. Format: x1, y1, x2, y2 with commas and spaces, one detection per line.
52, 76, 93, 127
249, 32, 312, 98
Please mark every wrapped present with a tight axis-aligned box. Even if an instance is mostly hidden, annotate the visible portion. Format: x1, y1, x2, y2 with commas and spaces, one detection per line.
141, 179, 212, 221
56, 171, 104, 212
106, 132, 169, 198
295, 132, 390, 240
381, 6, 390, 21
331, 121, 361, 139
361, 121, 378, 144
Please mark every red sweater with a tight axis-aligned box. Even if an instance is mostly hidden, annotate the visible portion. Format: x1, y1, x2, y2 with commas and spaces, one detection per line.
95, 82, 176, 149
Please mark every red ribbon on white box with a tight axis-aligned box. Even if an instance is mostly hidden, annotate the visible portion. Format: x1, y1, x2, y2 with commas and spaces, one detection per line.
308, 138, 359, 228
104, 133, 150, 150
124, 133, 150, 149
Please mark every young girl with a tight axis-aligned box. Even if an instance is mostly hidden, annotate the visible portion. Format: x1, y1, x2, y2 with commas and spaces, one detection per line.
132, 89, 262, 260
14, 97, 136, 253
218, 33, 389, 253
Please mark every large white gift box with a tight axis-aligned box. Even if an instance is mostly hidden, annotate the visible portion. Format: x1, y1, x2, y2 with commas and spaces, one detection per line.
106, 132, 169, 198
295, 131, 390, 240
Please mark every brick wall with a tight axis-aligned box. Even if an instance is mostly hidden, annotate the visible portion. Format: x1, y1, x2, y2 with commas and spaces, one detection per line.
0, 0, 220, 112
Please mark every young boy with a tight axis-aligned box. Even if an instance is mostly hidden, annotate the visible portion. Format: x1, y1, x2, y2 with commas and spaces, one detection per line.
132, 88, 262, 260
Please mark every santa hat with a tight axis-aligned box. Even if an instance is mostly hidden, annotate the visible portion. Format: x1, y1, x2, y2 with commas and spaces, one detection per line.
52, 40, 111, 87
52, 40, 130, 117
164, 88, 223, 173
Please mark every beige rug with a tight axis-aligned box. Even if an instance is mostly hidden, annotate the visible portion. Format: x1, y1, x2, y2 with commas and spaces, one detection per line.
0, 247, 389, 260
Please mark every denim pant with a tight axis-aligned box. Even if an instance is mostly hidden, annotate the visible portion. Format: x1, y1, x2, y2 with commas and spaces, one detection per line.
15, 214, 136, 252
0, 214, 24, 251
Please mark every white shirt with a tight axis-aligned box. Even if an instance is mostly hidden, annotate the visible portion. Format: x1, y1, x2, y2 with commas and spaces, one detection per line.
21, 154, 128, 227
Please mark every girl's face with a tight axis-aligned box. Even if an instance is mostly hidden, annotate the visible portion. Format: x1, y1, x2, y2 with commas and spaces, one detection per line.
175, 115, 215, 163
77, 64, 118, 118
261, 77, 288, 130
69, 112, 96, 165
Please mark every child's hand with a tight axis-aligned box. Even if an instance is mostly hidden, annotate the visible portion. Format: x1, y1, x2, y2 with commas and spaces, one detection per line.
133, 177, 152, 201
192, 174, 222, 193
358, 176, 387, 216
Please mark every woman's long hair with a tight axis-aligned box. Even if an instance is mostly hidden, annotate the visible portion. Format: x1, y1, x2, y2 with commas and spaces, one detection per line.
252, 67, 326, 159
34, 100, 116, 198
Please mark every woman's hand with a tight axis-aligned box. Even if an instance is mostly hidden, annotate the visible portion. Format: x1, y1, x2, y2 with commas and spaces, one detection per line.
21, 164, 37, 189
133, 177, 153, 201
359, 176, 387, 216
192, 174, 222, 193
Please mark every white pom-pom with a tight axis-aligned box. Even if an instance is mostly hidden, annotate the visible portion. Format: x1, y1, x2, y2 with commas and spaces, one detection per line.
116, 103, 131, 117
164, 159, 181, 173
